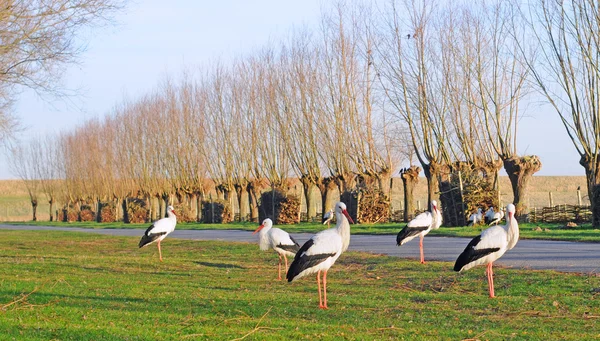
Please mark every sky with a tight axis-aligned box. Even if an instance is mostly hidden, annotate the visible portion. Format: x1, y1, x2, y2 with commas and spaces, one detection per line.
0, 0, 586, 179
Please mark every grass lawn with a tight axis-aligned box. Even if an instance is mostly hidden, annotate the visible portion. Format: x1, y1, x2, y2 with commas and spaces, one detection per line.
0, 230, 599, 340
4, 220, 600, 243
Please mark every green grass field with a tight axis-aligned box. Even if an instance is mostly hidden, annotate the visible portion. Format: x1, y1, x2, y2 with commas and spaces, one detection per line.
4, 220, 600, 243
1, 230, 599, 340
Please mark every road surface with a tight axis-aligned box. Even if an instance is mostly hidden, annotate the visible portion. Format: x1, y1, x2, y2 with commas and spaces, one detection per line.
1, 224, 598, 273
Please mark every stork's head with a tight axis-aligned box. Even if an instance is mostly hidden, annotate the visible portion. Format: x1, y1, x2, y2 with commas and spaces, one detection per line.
167, 205, 176, 216
335, 202, 354, 224
253, 218, 273, 234
431, 200, 438, 212
506, 204, 516, 219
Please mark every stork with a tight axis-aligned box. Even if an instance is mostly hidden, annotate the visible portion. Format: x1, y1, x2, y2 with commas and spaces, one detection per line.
484, 207, 495, 224
253, 218, 300, 280
489, 207, 505, 226
322, 209, 334, 227
467, 208, 483, 227
139, 205, 177, 262
396, 200, 442, 264
454, 204, 519, 298
286, 201, 354, 309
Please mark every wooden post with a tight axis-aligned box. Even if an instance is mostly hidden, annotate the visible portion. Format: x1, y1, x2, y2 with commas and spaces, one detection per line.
577, 188, 582, 206
458, 170, 466, 226
549, 191, 554, 207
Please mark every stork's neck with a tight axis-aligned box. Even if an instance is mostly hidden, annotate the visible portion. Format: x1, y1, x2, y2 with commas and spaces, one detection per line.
505, 215, 519, 250
258, 226, 271, 251
167, 211, 176, 220
335, 212, 351, 252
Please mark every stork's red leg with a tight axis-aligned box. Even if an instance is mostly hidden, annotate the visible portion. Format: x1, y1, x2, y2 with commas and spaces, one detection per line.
419, 235, 425, 264
158, 240, 163, 262
487, 263, 496, 298
322, 270, 329, 309
277, 255, 282, 281
317, 270, 323, 308
283, 254, 289, 271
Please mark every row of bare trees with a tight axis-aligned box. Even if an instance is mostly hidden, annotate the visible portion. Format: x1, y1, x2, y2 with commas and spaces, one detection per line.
7, 0, 600, 227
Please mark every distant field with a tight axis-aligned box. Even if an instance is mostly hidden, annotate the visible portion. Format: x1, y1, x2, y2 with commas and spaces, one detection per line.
0, 176, 589, 222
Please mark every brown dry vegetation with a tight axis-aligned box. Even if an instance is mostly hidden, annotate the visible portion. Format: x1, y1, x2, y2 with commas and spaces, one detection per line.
0, 176, 589, 222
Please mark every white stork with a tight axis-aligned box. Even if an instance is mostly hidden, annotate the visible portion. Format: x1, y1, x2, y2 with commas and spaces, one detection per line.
489, 207, 505, 226
396, 200, 442, 264
253, 218, 300, 280
467, 208, 483, 227
484, 207, 495, 224
139, 205, 177, 262
454, 204, 519, 298
286, 201, 354, 309
322, 208, 334, 227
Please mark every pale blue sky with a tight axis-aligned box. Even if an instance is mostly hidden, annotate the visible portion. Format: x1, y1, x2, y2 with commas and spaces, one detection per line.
0, 0, 584, 178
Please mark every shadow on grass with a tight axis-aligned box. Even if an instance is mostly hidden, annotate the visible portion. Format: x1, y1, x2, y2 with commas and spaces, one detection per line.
194, 261, 245, 269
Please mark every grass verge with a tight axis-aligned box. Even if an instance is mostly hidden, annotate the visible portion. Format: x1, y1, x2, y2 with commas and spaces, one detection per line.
0, 230, 599, 340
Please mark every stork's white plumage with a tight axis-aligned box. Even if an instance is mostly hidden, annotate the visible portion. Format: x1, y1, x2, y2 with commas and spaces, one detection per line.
454, 204, 519, 298
467, 208, 483, 226
139, 205, 177, 261
484, 207, 495, 224
322, 209, 334, 227
253, 218, 300, 280
489, 208, 505, 226
287, 202, 354, 309
396, 200, 442, 264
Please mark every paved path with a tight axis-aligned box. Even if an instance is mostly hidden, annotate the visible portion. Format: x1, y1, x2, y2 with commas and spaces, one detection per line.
1, 225, 599, 273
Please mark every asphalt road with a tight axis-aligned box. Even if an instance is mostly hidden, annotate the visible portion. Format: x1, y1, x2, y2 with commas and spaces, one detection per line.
1, 224, 599, 274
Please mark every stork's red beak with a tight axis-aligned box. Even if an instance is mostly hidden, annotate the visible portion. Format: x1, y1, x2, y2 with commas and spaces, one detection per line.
171, 210, 177, 216
342, 209, 354, 224
253, 224, 265, 234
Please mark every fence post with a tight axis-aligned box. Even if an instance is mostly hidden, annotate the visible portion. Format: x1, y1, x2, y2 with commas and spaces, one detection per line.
210, 194, 214, 223
577, 188, 582, 206
549, 191, 554, 207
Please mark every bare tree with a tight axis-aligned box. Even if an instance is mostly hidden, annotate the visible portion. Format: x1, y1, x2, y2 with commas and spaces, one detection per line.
468, 1, 539, 218
9, 141, 40, 220
0, 0, 124, 143
377, 0, 451, 208
34, 135, 62, 221
521, 0, 600, 225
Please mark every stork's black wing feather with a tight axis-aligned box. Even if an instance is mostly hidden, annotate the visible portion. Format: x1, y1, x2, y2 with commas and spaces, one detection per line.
396, 225, 428, 245
453, 235, 500, 271
138, 223, 167, 248
286, 238, 335, 282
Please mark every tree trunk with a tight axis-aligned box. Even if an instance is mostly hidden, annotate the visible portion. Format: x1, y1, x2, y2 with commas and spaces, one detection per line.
31, 199, 38, 221
189, 193, 198, 221
422, 163, 439, 208
377, 169, 393, 200
503, 155, 542, 219
122, 198, 129, 223
401, 166, 421, 222
300, 177, 317, 222
48, 198, 54, 222
115, 197, 122, 222
318, 177, 338, 222
580, 154, 600, 227
247, 180, 265, 223
96, 199, 102, 223
234, 183, 249, 222
196, 192, 204, 222
150, 196, 158, 221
